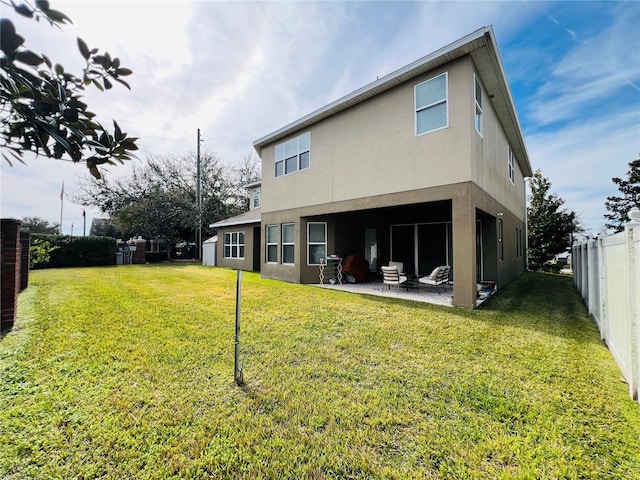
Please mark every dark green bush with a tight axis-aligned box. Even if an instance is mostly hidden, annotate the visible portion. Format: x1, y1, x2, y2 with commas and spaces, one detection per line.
31, 234, 116, 269
540, 262, 563, 274
145, 251, 169, 263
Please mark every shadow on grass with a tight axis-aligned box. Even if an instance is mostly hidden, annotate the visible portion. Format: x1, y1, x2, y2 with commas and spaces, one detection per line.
470, 272, 601, 344
323, 271, 600, 345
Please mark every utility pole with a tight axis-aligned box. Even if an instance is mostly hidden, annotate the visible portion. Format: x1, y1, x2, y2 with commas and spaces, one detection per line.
59, 181, 64, 234
82, 210, 86, 236
196, 128, 202, 260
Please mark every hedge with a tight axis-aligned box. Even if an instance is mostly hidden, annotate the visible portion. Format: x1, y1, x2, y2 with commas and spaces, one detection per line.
145, 251, 170, 263
31, 234, 116, 269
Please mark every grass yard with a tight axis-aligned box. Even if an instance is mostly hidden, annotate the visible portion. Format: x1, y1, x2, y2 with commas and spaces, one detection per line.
1, 265, 639, 479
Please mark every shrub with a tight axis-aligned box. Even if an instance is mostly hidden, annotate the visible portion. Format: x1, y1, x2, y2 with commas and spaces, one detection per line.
29, 237, 59, 268
145, 251, 169, 263
541, 262, 563, 274
31, 234, 116, 269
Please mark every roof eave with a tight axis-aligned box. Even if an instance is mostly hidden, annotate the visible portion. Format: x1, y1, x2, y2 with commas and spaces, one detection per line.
253, 25, 532, 178
253, 26, 492, 150
210, 218, 261, 229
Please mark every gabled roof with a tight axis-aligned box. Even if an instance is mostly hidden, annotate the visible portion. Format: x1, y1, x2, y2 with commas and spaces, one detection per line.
254, 26, 532, 177
210, 208, 261, 229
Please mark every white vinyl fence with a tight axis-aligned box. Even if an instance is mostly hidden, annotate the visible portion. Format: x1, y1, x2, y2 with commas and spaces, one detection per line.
573, 208, 640, 403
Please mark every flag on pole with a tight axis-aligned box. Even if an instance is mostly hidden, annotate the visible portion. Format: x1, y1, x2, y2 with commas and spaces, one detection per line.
60, 181, 65, 200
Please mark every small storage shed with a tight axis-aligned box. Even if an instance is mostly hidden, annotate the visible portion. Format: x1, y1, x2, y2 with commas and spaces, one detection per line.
202, 235, 217, 266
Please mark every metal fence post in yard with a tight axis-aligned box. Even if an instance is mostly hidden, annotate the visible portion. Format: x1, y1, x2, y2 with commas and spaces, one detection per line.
234, 269, 244, 386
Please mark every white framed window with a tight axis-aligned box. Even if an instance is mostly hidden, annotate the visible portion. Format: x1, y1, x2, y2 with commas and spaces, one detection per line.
474, 74, 483, 136
224, 232, 245, 259
415, 72, 448, 136
282, 223, 295, 264
275, 132, 310, 178
508, 148, 515, 184
266, 225, 278, 263
307, 222, 327, 265
252, 188, 261, 209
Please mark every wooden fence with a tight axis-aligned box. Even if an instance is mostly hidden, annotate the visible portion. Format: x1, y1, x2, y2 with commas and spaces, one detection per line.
573, 207, 640, 404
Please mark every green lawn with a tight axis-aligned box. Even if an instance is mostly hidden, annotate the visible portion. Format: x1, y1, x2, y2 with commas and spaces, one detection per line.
1, 266, 639, 479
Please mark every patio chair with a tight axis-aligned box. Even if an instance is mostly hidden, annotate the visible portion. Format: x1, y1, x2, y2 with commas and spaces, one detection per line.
418, 265, 451, 293
381, 265, 408, 294
388, 261, 404, 274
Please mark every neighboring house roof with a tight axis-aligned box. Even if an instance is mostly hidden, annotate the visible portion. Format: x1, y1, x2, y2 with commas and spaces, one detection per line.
243, 180, 261, 189
210, 208, 261, 229
203, 235, 218, 244
253, 26, 532, 178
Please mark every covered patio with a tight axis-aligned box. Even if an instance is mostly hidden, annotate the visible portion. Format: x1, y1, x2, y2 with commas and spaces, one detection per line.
315, 277, 495, 307
302, 197, 499, 307
315, 278, 454, 306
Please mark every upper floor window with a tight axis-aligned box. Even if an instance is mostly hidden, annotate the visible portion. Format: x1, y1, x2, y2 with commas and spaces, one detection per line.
275, 132, 310, 178
252, 188, 261, 209
415, 72, 448, 136
474, 74, 483, 136
508, 148, 515, 184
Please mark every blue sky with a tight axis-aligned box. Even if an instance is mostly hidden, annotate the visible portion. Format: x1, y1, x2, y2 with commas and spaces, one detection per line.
1, 0, 639, 236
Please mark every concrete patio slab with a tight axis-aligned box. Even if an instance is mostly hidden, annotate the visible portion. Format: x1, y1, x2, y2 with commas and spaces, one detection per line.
314, 279, 454, 307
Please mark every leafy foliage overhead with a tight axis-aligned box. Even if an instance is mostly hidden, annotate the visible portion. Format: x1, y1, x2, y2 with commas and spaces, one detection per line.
604, 156, 640, 233
527, 169, 580, 271
1, 0, 138, 178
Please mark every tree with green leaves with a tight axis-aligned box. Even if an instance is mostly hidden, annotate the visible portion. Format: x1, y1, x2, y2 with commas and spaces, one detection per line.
1, 0, 138, 178
604, 156, 640, 233
74, 153, 260, 248
527, 170, 581, 271
20, 216, 59, 233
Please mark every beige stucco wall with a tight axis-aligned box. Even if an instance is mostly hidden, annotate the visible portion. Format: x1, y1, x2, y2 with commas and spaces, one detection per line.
260, 57, 477, 214
259, 55, 526, 222
254, 53, 528, 307
469, 64, 526, 221
259, 181, 526, 307
215, 224, 258, 272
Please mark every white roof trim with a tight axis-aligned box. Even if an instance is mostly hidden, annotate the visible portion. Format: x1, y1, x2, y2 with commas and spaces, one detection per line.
243, 180, 261, 189
210, 218, 261, 229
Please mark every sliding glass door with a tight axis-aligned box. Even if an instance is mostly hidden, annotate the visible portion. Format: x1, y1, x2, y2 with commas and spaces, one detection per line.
391, 223, 452, 277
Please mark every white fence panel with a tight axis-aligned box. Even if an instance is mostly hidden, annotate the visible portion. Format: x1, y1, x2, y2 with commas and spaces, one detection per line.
573, 210, 640, 404
602, 233, 632, 385
587, 240, 600, 327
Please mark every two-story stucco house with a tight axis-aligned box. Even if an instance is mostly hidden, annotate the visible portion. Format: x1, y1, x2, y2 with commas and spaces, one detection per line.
214, 26, 532, 308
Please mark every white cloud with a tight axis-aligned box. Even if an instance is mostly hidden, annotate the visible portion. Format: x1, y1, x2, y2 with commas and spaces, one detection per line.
2, 0, 638, 238
527, 4, 640, 127
526, 106, 639, 233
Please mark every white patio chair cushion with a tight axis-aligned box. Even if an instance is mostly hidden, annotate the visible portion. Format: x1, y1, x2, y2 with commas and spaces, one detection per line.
419, 266, 450, 286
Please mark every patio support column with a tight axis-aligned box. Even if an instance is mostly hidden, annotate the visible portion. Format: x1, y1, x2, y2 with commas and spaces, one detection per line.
452, 192, 477, 308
